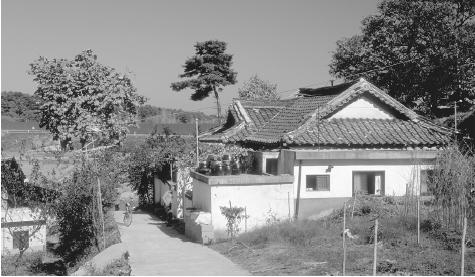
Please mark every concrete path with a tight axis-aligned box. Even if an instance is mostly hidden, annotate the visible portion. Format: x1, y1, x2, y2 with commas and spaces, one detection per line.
114, 210, 249, 276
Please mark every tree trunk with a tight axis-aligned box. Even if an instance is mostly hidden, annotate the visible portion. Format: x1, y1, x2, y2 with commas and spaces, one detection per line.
213, 87, 222, 124
60, 138, 71, 151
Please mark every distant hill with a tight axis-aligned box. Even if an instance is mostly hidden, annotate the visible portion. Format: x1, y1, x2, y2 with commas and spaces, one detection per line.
1, 91, 219, 134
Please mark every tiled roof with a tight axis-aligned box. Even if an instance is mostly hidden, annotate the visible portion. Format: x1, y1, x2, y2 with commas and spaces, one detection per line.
199, 78, 451, 148
286, 118, 449, 147
199, 98, 291, 143
245, 95, 337, 143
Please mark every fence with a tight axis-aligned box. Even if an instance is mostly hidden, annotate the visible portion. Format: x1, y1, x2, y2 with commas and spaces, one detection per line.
340, 195, 472, 276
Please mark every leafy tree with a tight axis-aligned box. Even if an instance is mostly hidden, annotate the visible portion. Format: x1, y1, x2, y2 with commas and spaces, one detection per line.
171, 40, 237, 123
1, 91, 42, 122
29, 49, 146, 150
329, 0, 475, 117
238, 74, 279, 100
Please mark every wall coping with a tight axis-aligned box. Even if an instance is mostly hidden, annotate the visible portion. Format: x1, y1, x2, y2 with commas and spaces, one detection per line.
190, 171, 294, 186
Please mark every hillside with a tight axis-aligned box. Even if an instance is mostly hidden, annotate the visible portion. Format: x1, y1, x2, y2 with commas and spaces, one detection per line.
1, 91, 219, 134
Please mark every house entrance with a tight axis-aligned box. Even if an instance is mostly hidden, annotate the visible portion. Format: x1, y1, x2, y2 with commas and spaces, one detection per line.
352, 171, 385, 196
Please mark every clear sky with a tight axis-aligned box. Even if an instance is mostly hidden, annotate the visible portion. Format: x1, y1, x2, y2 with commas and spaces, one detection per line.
2, 0, 379, 114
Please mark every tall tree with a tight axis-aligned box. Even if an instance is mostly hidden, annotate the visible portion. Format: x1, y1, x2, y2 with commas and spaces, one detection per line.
29, 50, 146, 150
238, 74, 279, 100
171, 40, 237, 123
1, 91, 42, 121
329, 0, 475, 117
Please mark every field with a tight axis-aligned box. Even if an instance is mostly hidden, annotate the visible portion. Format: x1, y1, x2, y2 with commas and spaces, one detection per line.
211, 197, 475, 276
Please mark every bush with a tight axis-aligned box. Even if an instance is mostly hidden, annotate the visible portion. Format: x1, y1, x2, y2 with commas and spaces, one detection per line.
56, 163, 100, 265
1, 251, 44, 276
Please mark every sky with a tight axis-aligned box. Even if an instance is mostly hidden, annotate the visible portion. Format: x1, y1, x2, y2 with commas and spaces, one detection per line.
2, 0, 379, 114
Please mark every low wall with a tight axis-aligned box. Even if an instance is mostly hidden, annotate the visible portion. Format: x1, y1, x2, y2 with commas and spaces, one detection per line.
190, 172, 294, 239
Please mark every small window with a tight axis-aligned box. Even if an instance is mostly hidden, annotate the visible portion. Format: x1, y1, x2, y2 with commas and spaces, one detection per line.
306, 175, 330, 191
265, 158, 278, 175
420, 169, 434, 196
13, 230, 29, 250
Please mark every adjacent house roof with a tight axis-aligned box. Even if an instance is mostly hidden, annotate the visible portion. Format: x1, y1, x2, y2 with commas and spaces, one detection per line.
200, 78, 451, 149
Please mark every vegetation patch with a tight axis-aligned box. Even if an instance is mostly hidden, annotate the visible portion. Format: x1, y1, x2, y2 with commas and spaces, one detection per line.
211, 197, 475, 275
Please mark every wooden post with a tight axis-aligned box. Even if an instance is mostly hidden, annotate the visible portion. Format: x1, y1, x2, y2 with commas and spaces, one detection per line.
351, 190, 357, 219
342, 202, 347, 275
294, 160, 302, 220
195, 118, 199, 167
417, 195, 420, 245
461, 217, 467, 276
373, 219, 378, 276
287, 192, 291, 220
97, 177, 105, 250
245, 207, 247, 233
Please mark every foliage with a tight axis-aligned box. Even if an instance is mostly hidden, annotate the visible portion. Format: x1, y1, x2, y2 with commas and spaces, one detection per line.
128, 128, 251, 206
1, 157, 26, 205
1, 91, 42, 122
220, 203, 246, 239
137, 104, 217, 123
56, 161, 99, 265
1, 251, 44, 276
171, 40, 237, 122
92, 253, 131, 276
428, 144, 475, 230
238, 74, 279, 100
329, 0, 475, 117
29, 49, 146, 149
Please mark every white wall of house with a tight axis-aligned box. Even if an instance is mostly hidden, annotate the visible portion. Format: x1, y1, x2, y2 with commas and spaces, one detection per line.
153, 177, 172, 206
329, 96, 394, 119
192, 178, 294, 238
293, 158, 433, 199
1, 207, 47, 254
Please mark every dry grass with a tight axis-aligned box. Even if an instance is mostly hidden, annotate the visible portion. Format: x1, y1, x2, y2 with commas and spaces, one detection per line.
211, 199, 475, 276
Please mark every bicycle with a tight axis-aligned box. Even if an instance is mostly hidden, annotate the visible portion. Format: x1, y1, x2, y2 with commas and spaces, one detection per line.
123, 208, 133, 226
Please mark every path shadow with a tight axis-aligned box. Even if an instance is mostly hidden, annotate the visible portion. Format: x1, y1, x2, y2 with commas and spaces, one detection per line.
141, 211, 191, 243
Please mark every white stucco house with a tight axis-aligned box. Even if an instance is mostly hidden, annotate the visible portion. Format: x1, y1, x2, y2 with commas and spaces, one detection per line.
187, 78, 451, 240
1, 185, 54, 255
1, 206, 47, 254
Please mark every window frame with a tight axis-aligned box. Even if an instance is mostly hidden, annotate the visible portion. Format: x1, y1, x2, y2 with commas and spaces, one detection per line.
265, 158, 278, 175
12, 230, 29, 250
305, 174, 331, 192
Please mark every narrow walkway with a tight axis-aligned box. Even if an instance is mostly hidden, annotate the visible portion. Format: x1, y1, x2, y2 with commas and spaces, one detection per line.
114, 210, 249, 276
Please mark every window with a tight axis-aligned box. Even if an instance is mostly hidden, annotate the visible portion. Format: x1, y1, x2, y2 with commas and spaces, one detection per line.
353, 171, 385, 196
265, 158, 278, 175
306, 175, 330, 191
12, 230, 29, 250
420, 169, 434, 196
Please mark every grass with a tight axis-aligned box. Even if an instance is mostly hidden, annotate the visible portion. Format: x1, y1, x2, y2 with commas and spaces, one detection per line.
85, 253, 131, 276
210, 198, 475, 275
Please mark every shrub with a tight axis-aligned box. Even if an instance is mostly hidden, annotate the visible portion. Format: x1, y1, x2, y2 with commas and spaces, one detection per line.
56, 162, 100, 265
220, 203, 246, 240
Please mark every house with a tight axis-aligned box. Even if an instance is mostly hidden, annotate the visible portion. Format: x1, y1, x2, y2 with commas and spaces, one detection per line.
188, 78, 451, 240
1, 184, 57, 255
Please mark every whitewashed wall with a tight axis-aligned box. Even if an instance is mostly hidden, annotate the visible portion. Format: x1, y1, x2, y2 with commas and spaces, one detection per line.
1, 207, 47, 253
293, 159, 433, 199
191, 179, 294, 238
329, 96, 394, 119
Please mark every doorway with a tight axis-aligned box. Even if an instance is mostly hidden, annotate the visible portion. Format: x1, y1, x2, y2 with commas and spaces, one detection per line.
352, 171, 385, 196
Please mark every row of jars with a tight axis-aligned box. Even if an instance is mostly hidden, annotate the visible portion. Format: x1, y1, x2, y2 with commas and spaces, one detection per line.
196, 154, 242, 176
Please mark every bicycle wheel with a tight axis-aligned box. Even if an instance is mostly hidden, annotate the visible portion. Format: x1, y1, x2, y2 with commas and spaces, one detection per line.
124, 213, 132, 226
